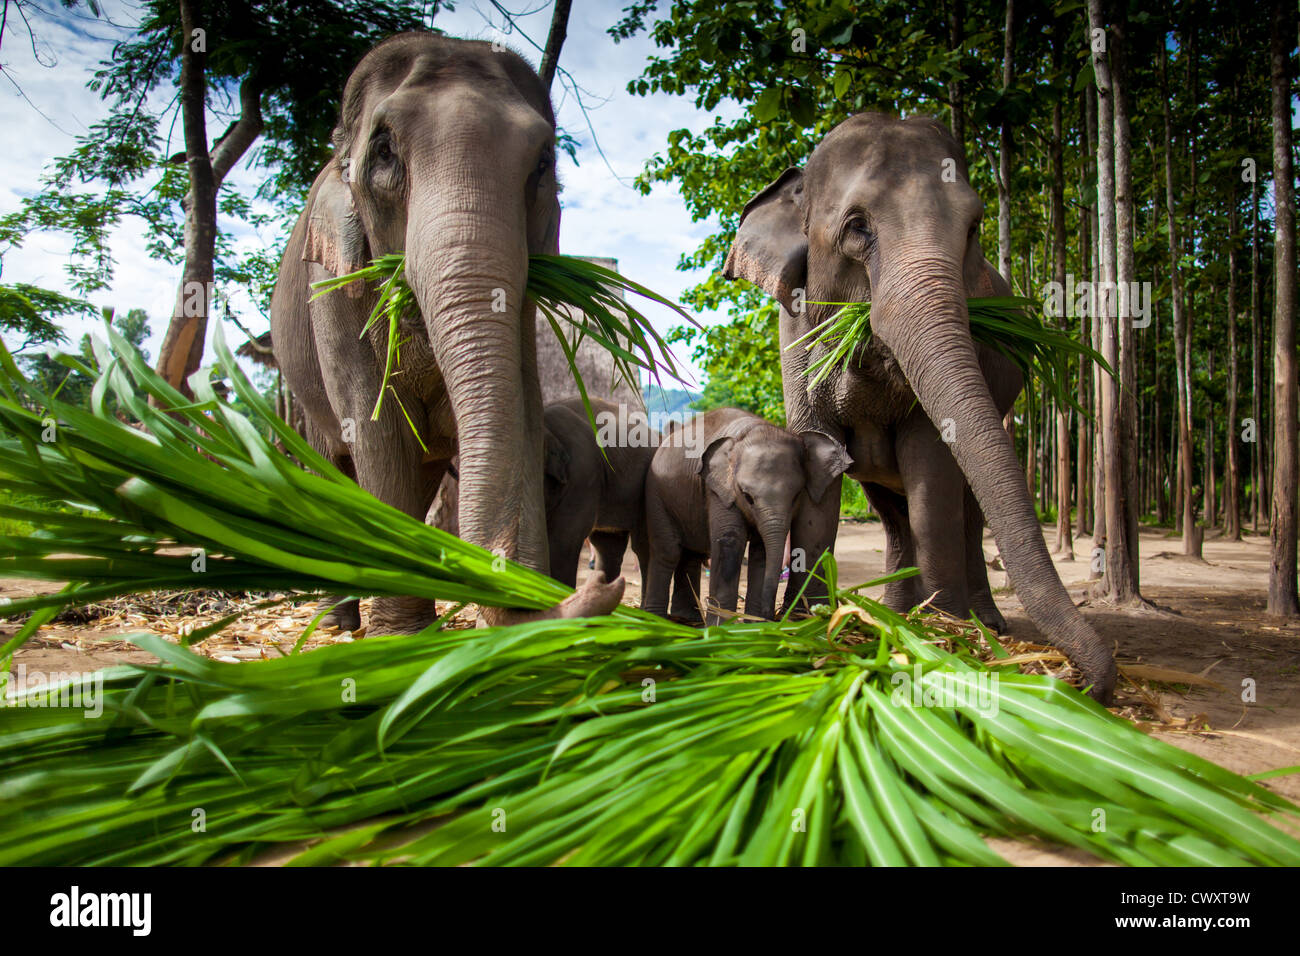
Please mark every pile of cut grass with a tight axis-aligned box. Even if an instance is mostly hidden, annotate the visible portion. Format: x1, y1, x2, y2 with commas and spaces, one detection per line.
0, 331, 1297, 867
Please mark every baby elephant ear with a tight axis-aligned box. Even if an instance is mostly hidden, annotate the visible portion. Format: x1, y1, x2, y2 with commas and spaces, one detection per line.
544, 431, 571, 485
723, 167, 808, 314
801, 431, 853, 505
302, 163, 371, 294
695, 435, 736, 502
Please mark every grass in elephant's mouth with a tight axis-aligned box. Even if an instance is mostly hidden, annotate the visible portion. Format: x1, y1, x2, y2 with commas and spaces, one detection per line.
791, 296, 1111, 417
2, 334, 1300, 866
311, 253, 697, 431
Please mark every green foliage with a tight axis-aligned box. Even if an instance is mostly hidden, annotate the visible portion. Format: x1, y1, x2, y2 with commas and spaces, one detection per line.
841, 478, 874, 520
0, 2, 431, 307
3, 329, 1300, 866
18, 309, 150, 413
671, 299, 784, 423
798, 296, 1111, 415
313, 253, 697, 434
0, 284, 94, 350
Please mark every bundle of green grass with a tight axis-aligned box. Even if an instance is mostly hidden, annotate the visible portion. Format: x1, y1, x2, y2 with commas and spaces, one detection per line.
792, 296, 1105, 414
0, 266, 1297, 865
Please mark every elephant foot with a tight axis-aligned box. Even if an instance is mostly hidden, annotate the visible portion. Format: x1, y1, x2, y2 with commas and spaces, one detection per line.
668, 611, 705, 627
481, 573, 626, 626
367, 596, 439, 635
971, 600, 1007, 635
320, 597, 361, 632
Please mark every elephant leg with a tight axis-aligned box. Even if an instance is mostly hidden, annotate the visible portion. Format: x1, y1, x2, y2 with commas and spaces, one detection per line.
590, 529, 630, 580
963, 486, 1007, 634
301, 419, 362, 629
643, 495, 680, 618
782, 481, 842, 616
547, 529, 585, 589
706, 509, 747, 625
863, 482, 925, 613
896, 419, 969, 619
359, 449, 445, 635
630, 520, 654, 609
745, 532, 767, 618
669, 554, 705, 624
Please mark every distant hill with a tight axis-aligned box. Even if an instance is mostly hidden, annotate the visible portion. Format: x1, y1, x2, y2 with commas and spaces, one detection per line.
642, 383, 701, 416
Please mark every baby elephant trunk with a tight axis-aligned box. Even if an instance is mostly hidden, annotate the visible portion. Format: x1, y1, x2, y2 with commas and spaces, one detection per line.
754, 514, 791, 621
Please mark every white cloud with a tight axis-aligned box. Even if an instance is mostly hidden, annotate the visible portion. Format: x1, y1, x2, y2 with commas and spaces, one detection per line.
1, 0, 741, 383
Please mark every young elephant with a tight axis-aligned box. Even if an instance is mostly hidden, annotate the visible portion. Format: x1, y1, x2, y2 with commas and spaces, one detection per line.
542, 398, 655, 588
643, 408, 851, 625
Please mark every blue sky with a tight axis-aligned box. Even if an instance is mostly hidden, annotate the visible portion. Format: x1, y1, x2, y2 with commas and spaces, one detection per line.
0, 0, 733, 385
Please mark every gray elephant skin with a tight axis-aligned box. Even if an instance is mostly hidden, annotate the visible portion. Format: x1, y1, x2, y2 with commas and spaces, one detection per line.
724, 113, 1115, 700
541, 398, 656, 588
270, 33, 622, 632
643, 408, 850, 625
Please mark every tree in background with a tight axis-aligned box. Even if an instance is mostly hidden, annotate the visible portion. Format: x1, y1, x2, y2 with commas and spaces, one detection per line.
1267, 0, 1297, 616
0, 0, 431, 392
19, 308, 151, 410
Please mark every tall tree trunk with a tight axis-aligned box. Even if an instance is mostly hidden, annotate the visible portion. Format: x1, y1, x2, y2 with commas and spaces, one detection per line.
154, 1, 264, 393
1076, 89, 1092, 540
1088, 0, 1131, 598
997, 0, 1015, 285
1108, 0, 1140, 596
1227, 200, 1242, 540
1160, 37, 1199, 558
1087, 76, 1105, 574
538, 0, 573, 92
1268, 0, 1299, 616
1204, 347, 1216, 528
1052, 17, 1072, 558
947, 0, 966, 147
1251, 121, 1264, 533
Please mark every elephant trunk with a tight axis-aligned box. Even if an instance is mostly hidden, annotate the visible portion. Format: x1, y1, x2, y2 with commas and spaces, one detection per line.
755, 514, 790, 620
871, 256, 1117, 701
404, 170, 548, 581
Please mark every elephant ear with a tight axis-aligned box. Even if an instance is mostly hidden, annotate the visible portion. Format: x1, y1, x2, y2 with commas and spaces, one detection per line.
801, 431, 853, 505
302, 164, 371, 296
695, 435, 737, 504
544, 431, 571, 485
723, 167, 808, 314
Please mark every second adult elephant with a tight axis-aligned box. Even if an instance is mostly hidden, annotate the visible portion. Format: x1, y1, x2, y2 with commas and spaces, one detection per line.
270, 33, 621, 632
725, 113, 1116, 700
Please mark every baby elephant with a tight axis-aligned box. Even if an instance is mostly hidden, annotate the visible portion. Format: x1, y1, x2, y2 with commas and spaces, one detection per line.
643, 408, 851, 624
543, 397, 655, 588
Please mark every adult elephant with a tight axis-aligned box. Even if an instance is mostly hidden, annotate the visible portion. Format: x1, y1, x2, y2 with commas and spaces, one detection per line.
724, 113, 1115, 700
271, 33, 622, 632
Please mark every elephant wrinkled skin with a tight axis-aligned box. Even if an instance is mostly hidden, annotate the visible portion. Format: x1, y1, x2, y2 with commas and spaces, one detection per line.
643, 408, 850, 625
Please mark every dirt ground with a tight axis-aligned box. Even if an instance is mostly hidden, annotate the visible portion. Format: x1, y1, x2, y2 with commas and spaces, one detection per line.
4, 519, 1300, 866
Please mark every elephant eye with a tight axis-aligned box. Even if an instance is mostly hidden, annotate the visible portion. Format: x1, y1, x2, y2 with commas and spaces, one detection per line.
842, 216, 874, 257
742, 491, 755, 506
371, 133, 396, 165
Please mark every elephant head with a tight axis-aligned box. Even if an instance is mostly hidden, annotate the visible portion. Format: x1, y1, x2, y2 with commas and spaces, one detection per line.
724, 113, 1115, 699
699, 418, 850, 620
